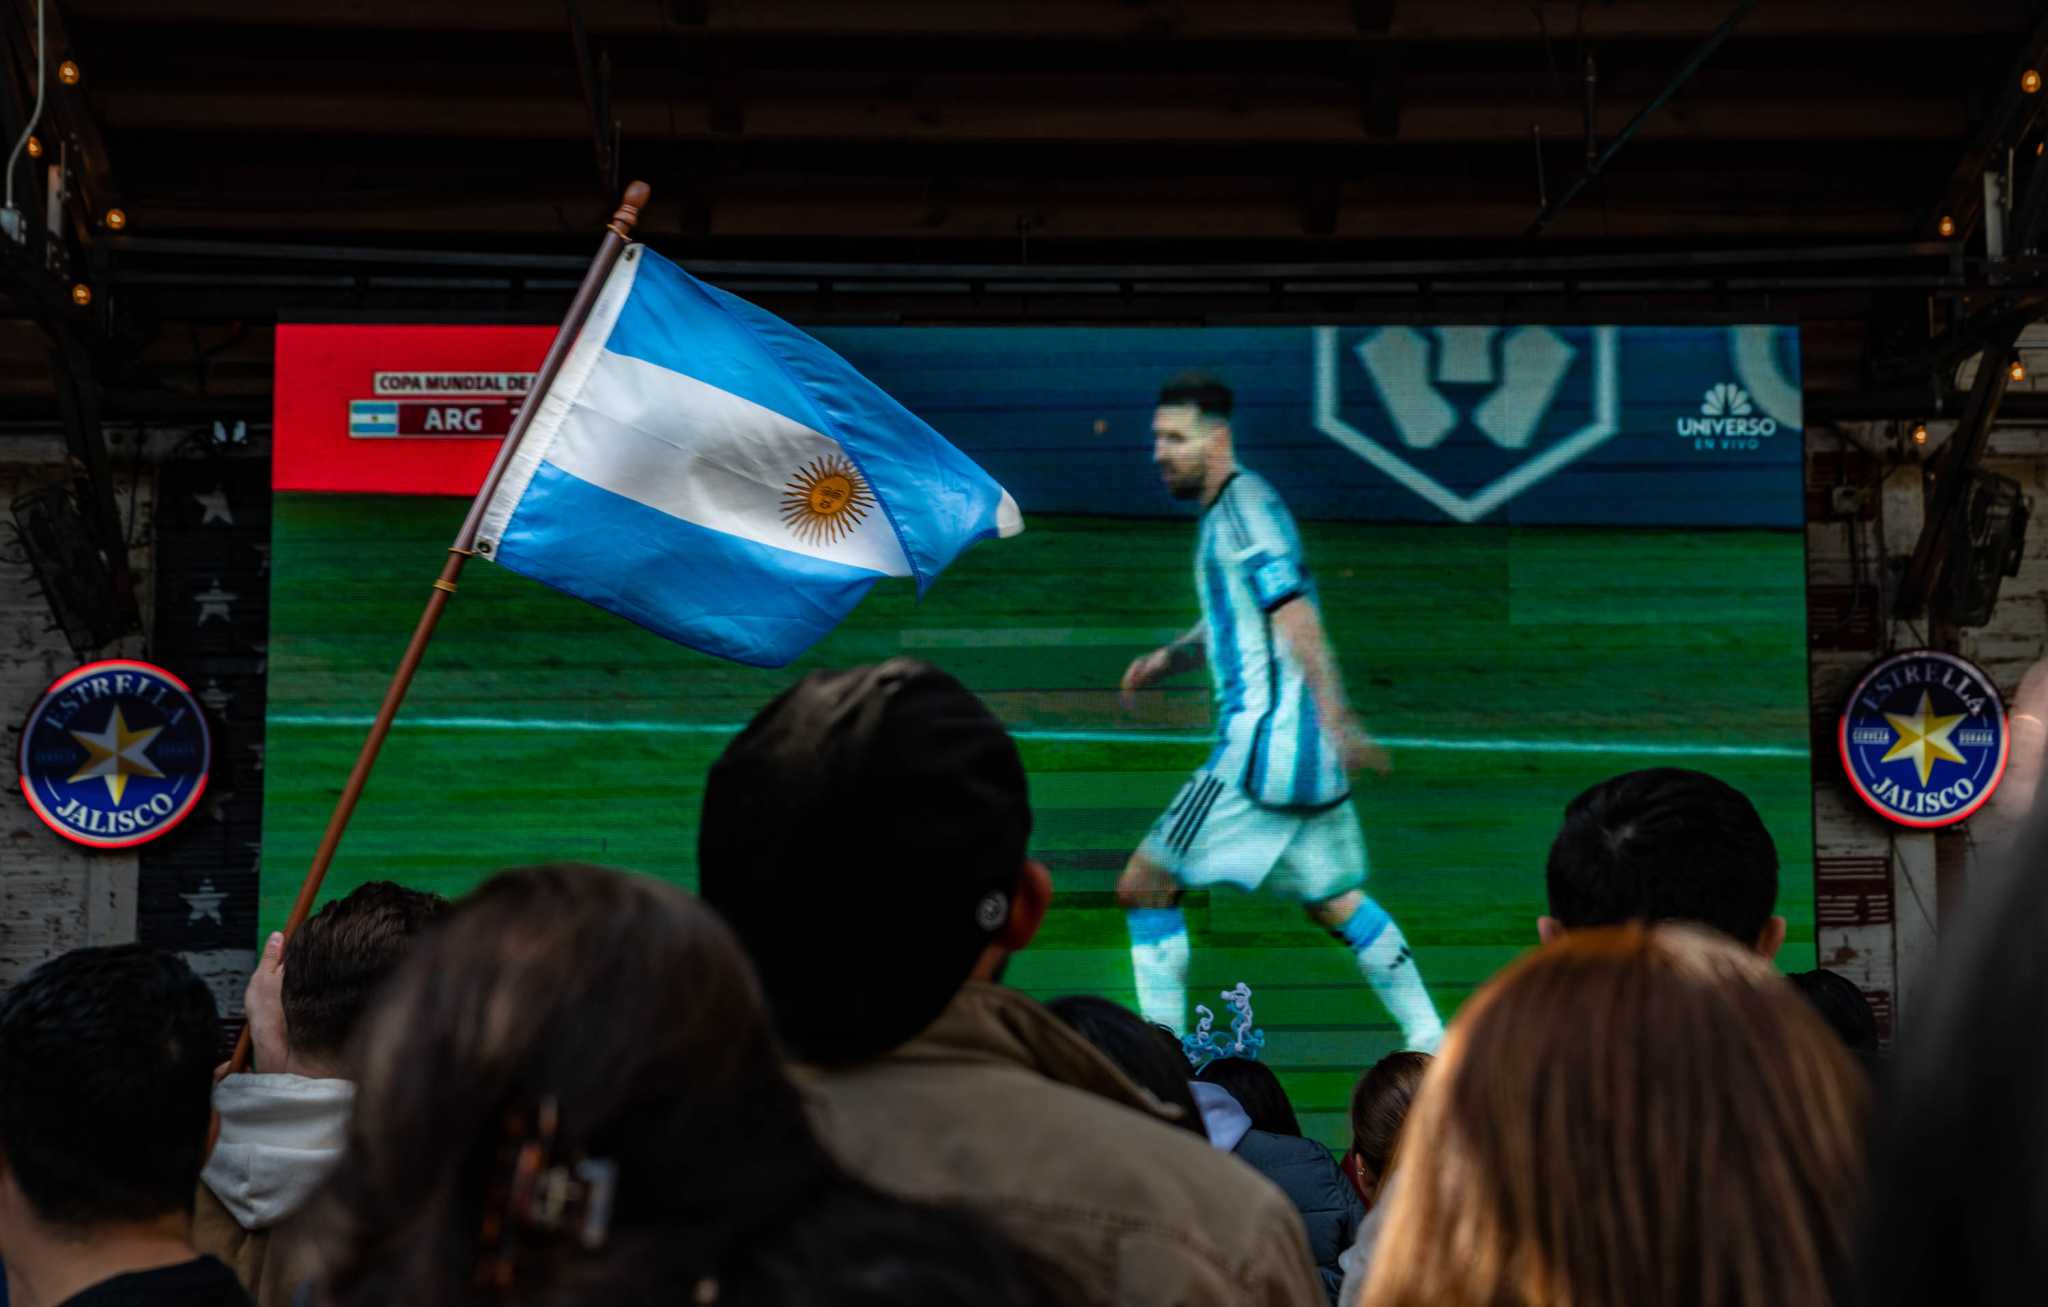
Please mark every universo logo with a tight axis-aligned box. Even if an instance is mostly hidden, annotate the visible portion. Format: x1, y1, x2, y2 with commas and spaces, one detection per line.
1677, 382, 1777, 445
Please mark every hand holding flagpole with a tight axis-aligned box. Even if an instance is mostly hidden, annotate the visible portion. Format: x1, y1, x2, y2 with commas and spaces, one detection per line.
224, 183, 652, 1075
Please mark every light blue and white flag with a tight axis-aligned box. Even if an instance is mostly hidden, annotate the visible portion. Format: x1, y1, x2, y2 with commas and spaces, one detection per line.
475, 245, 1022, 667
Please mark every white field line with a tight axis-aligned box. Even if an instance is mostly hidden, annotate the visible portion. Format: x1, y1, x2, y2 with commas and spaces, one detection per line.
267, 713, 1806, 759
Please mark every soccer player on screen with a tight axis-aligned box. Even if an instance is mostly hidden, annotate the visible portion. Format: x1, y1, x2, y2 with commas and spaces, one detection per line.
1117, 373, 1444, 1053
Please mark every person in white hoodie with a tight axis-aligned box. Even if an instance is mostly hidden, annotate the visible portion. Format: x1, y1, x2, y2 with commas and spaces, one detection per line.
195, 882, 445, 1307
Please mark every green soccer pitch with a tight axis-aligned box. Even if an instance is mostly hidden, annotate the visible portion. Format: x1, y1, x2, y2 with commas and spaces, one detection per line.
263, 492, 1815, 1148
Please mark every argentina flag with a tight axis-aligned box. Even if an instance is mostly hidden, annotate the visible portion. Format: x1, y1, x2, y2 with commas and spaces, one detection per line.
474, 245, 1022, 667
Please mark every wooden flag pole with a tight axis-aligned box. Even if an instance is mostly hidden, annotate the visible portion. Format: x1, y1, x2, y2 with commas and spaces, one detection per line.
226, 181, 652, 1074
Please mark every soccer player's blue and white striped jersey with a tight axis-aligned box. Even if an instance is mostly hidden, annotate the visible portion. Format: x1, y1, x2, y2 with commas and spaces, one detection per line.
1196, 470, 1350, 810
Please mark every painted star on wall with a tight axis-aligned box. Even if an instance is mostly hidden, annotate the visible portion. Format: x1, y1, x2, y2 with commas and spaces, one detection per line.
195, 487, 235, 526
199, 679, 234, 715
181, 879, 226, 925
195, 579, 238, 624
1881, 690, 1968, 786
68, 704, 165, 806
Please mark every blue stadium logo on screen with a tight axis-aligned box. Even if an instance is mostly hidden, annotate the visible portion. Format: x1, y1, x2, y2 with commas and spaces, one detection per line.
16, 660, 213, 849
1838, 651, 2008, 829
1312, 325, 1620, 523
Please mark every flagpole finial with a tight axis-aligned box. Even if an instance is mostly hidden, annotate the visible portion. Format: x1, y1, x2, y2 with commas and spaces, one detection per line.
610, 182, 652, 239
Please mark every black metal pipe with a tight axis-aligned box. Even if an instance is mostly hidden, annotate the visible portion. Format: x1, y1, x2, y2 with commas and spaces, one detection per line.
1524, 0, 1761, 240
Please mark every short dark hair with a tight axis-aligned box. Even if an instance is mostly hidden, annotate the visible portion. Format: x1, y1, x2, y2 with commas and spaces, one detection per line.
0, 944, 219, 1226
1157, 372, 1233, 418
1545, 768, 1778, 945
284, 881, 447, 1059
1195, 1056, 1301, 1137
1044, 995, 1205, 1138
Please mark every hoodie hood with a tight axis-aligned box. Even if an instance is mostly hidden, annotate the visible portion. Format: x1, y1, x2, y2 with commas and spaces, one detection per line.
1190, 1080, 1252, 1151
201, 1073, 355, 1230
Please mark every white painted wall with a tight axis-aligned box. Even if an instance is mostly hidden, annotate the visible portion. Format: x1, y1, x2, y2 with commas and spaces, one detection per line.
0, 436, 150, 981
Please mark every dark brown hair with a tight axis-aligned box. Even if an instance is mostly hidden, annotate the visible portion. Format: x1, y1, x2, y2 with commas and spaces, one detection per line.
282, 880, 447, 1059
306, 864, 1065, 1307
1364, 925, 1867, 1307
1347, 1050, 1431, 1201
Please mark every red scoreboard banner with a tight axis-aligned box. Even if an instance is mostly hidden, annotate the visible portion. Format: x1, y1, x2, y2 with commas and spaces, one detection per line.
274, 324, 553, 494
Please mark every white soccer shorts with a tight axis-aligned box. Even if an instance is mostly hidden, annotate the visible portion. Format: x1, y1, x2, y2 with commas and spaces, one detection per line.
1139, 770, 1368, 904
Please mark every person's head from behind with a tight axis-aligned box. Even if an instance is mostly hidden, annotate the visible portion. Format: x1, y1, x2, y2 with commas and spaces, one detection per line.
1541, 767, 1785, 957
1788, 968, 1881, 1074
282, 880, 446, 1074
1044, 995, 1204, 1138
699, 660, 1047, 1064
0, 945, 218, 1240
316, 864, 832, 1303
1363, 925, 1867, 1307
1195, 1056, 1301, 1138
1152, 372, 1234, 501
1348, 1050, 1431, 1205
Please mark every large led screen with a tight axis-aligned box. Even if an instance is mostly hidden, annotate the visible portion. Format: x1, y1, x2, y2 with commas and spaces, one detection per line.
265, 321, 1811, 1144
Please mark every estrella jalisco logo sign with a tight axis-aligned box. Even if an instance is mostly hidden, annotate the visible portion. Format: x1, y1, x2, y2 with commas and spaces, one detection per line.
16, 660, 212, 849
1838, 651, 2008, 829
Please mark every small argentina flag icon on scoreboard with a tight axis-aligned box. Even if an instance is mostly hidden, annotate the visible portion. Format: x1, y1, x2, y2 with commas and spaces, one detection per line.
349, 400, 399, 437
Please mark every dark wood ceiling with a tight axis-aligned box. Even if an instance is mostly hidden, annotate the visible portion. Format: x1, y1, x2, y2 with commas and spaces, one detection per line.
51, 0, 2045, 255
5, 0, 2048, 420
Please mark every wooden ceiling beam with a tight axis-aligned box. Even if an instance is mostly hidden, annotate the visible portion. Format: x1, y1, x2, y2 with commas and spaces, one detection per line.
112, 186, 1911, 242
61, 0, 2034, 40
87, 87, 1970, 145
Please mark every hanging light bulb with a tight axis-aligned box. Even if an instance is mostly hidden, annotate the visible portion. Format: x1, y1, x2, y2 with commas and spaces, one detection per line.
57, 60, 79, 86
70, 282, 91, 307
103, 208, 126, 230
1911, 422, 1928, 445
1939, 215, 1957, 237
2011, 357, 2027, 383
2025, 69, 2043, 94
24, 135, 41, 159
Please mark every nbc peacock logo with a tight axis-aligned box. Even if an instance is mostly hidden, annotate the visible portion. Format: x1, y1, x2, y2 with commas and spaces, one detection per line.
1700, 383, 1751, 416
1678, 382, 1777, 448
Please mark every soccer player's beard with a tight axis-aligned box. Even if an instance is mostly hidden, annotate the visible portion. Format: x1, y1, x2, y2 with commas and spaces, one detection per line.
1163, 464, 1206, 500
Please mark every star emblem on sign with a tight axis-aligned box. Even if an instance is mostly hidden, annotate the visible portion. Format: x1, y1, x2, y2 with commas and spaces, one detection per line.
1881, 690, 1968, 786
68, 704, 165, 806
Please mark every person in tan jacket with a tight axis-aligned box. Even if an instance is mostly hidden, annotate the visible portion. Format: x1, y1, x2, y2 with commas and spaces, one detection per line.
699, 658, 1325, 1307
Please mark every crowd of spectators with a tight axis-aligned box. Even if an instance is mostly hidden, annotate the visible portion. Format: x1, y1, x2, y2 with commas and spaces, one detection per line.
5, 656, 2004, 1307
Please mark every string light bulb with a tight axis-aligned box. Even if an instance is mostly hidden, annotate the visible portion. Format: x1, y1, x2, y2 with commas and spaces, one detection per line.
2026, 69, 2043, 94
24, 135, 40, 159
69, 282, 90, 307
103, 208, 126, 230
57, 60, 79, 86
1911, 422, 1928, 445
2011, 357, 2028, 383
1939, 215, 1957, 237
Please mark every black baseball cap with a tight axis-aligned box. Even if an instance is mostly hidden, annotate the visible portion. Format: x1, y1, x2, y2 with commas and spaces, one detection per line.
698, 660, 1033, 1064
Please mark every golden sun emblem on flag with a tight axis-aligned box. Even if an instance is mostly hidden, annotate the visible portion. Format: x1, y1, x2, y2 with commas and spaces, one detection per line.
781, 455, 875, 546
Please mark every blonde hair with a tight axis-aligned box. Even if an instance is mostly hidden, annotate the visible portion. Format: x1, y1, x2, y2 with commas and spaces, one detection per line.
1363, 925, 1866, 1307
